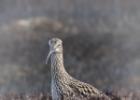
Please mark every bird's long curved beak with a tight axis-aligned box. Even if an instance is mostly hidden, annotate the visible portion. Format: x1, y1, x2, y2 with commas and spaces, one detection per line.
46, 50, 55, 64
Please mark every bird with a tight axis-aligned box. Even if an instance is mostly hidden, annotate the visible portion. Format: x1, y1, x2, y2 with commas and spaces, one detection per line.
46, 38, 111, 100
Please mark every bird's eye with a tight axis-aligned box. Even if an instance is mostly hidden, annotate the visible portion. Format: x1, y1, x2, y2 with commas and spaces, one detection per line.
54, 40, 57, 44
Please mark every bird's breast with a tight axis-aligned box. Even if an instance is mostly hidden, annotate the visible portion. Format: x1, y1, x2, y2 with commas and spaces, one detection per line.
51, 80, 61, 100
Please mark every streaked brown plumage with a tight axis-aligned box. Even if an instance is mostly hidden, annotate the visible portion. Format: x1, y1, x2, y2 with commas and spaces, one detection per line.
46, 38, 111, 100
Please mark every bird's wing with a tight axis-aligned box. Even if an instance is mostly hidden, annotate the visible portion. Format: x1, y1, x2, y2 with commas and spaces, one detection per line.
69, 80, 102, 98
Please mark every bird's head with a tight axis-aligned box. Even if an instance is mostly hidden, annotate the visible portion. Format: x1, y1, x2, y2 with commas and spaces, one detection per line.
46, 38, 63, 64
48, 38, 63, 53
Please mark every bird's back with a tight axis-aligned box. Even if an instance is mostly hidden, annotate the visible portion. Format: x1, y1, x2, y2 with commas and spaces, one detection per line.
52, 76, 111, 100
67, 78, 111, 100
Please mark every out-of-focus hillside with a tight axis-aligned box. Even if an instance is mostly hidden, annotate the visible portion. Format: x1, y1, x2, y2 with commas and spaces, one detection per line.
0, 0, 140, 95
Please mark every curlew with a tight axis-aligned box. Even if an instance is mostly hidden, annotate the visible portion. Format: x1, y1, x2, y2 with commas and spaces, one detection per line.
46, 38, 111, 100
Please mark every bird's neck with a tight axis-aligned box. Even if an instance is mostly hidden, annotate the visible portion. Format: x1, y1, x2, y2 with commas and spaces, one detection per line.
50, 52, 69, 81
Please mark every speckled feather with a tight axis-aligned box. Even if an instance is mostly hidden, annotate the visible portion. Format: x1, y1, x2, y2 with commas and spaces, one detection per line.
47, 38, 111, 100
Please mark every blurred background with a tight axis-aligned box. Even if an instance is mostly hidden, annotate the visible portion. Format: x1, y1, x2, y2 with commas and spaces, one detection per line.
0, 0, 140, 94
